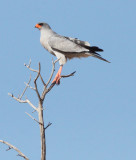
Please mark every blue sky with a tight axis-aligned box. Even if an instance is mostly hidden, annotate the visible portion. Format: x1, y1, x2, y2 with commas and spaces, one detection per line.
0, 0, 136, 159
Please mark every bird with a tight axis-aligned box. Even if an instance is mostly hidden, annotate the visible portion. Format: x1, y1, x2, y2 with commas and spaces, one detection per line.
35, 22, 110, 84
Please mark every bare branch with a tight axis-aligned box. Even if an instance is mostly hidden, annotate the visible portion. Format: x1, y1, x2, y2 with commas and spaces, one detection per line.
54, 58, 60, 64
40, 74, 46, 86
47, 83, 56, 94
44, 122, 52, 130
24, 82, 35, 90
26, 99, 37, 111
8, 60, 76, 160
34, 63, 41, 102
25, 60, 46, 87
61, 71, 76, 78
19, 74, 31, 99
8, 93, 37, 111
24, 60, 38, 73
27, 59, 31, 67
6, 147, 12, 151
32, 109, 37, 113
0, 140, 29, 160
37, 103, 46, 160
40, 58, 60, 101
46, 58, 60, 87
8, 93, 27, 103
25, 112, 42, 125
41, 60, 76, 101
44, 71, 76, 96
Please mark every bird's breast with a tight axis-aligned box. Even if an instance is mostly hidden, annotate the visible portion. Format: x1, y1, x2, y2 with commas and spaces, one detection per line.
40, 36, 54, 55
40, 36, 48, 49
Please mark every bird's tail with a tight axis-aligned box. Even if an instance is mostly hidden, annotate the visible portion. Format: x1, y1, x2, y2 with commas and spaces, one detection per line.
91, 53, 110, 63
87, 46, 110, 63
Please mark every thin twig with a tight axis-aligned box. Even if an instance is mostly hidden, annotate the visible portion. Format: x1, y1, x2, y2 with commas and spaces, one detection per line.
8, 93, 37, 111
24, 82, 35, 90
41, 62, 76, 100
26, 99, 37, 111
24, 60, 38, 73
19, 74, 31, 99
25, 60, 46, 86
46, 58, 60, 87
32, 109, 37, 113
40, 74, 46, 86
34, 63, 41, 101
0, 140, 29, 160
28, 59, 31, 67
8, 93, 27, 103
46, 71, 76, 93
44, 122, 52, 130
40, 58, 60, 101
25, 112, 42, 125
6, 147, 11, 151
61, 71, 76, 78
46, 72, 75, 93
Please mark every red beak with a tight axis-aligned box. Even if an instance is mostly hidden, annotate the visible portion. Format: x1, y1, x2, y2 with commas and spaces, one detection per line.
35, 24, 42, 28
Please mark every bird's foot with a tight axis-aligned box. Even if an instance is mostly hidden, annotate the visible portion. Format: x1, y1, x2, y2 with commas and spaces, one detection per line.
52, 65, 63, 85
52, 73, 61, 85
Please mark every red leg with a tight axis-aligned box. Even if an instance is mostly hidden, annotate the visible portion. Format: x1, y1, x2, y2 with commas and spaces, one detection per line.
52, 65, 63, 84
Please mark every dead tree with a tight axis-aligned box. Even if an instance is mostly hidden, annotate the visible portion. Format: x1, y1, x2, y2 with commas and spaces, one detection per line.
0, 59, 75, 160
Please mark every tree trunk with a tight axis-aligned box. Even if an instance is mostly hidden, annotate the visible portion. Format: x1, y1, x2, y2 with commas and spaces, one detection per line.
38, 102, 46, 160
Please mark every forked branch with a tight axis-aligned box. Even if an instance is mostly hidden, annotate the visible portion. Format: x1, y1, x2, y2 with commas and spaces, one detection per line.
0, 140, 29, 160
19, 74, 31, 99
8, 93, 37, 111
7, 59, 76, 160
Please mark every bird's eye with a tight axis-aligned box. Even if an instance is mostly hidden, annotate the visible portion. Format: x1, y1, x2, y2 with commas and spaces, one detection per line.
38, 23, 43, 26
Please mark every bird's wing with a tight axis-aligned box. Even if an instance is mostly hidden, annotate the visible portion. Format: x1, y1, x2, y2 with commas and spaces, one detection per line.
64, 36, 91, 47
48, 35, 89, 54
48, 35, 109, 62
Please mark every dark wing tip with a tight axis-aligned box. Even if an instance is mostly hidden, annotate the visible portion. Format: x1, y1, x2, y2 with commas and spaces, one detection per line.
91, 46, 103, 52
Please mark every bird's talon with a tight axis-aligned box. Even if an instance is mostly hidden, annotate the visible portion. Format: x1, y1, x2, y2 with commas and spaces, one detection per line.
52, 74, 61, 85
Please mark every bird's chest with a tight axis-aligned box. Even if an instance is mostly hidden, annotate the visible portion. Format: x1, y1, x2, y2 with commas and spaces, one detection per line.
40, 35, 54, 55
40, 36, 48, 49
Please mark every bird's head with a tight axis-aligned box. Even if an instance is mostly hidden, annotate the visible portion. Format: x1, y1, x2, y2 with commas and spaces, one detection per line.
35, 22, 51, 30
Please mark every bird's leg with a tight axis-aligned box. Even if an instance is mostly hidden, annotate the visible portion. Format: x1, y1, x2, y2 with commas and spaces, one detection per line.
52, 65, 63, 84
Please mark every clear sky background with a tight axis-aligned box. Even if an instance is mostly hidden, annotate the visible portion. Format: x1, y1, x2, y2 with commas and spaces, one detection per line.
0, 0, 136, 160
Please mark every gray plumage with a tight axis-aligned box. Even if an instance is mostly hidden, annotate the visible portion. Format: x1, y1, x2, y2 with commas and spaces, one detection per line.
36, 22, 110, 65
